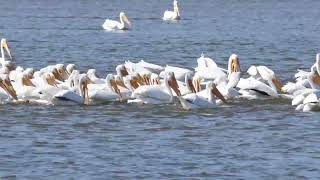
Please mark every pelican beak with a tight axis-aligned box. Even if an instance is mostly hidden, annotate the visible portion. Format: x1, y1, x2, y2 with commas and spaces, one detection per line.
153, 78, 160, 85
111, 79, 122, 101
135, 74, 145, 85
121, 67, 129, 77
194, 78, 201, 92
232, 58, 240, 73
211, 86, 226, 103
169, 74, 181, 96
312, 73, 320, 85
187, 79, 196, 93
59, 69, 68, 80
272, 77, 283, 92
0, 79, 17, 100
53, 69, 63, 81
130, 78, 139, 90
123, 15, 132, 27
82, 81, 89, 105
2, 41, 13, 60
47, 76, 58, 87
116, 79, 127, 88
143, 75, 151, 85
22, 76, 35, 87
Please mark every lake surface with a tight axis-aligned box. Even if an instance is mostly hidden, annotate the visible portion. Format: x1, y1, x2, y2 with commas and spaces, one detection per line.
1, 0, 320, 179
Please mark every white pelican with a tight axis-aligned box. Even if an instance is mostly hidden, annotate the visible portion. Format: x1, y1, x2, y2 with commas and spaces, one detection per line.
193, 54, 241, 98
52, 75, 90, 105
11, 71, 39, 100
129, 72, 181, 104
294, 91, 320, 112
88, 74, 123, 103
102, 12, 132, 31
0, 74, 17, 101
163, 65, 193, 82
178, 81, 226, 110
237, 65, 284, 99
0, 38, 13, 66
283, 54, 320, 94
163, 0, 180, 21
195, 53, 220, 72
177, 72, 196, 96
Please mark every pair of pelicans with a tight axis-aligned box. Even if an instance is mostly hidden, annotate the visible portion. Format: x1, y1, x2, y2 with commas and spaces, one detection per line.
1, 38, 320, 112
102, 0, 180, 30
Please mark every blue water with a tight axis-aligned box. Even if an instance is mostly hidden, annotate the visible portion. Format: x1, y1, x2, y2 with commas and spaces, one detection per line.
0, 0, 320, 179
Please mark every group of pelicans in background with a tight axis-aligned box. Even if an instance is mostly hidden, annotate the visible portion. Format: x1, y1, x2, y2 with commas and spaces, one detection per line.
1, 38, 320, 112
102, 0, 180, 30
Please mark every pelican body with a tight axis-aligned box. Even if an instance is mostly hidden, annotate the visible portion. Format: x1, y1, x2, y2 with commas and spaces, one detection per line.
103, 12, 132, 30
163, 0, 180, 21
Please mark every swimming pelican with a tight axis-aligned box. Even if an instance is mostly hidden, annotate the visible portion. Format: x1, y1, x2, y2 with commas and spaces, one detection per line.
102, 12, 132, 31
163, 0, 180, 21
129, 72, 181, 104
0, 38, 13, 66
178, 81, 226, 110
163, 65, 193, 82
11, 71, 39, 100
177, 72, 196, 95
294, 91, 320, 112
52, 75, 90, 105
88, 74, 123, 103
237, 65, 284, 99
194, 54, 241, 98
283, 54, 320, 94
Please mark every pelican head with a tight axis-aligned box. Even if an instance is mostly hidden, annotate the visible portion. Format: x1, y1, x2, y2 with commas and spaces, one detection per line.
310, 64, 320, 86
87, 69, 98, 83
208, 81, 226, 103
120, 12, 132, 28
24, 68, 34, 79
55, 64, 68, 80
45, 72, 58, 87
167, 71, 181, 96
185, 72, 196, 93
1, 38, 13, 60
22, 72, 35, 87
173, 0, 180, 17
66, 64, 76, 75
132, 72, 145, 86
106, 74, 122, 100
116, 64, 129, 78
4, 61, 16, 72
79, 75, 90, 105
0, 74, 17, 100
228, 54, 240, 74
124, 75, 137, 91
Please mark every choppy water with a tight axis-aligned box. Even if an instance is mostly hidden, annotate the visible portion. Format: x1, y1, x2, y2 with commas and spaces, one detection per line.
0, 0, 320, 179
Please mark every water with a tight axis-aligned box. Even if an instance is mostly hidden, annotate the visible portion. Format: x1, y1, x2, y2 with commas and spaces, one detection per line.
0, 0, 320, 179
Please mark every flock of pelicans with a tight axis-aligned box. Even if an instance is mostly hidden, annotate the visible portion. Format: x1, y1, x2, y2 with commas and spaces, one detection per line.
0, 1, 319, 112
1, 37, 320, 112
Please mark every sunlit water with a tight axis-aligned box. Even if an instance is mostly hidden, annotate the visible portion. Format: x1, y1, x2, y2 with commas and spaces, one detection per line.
0, 0, 320, 179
